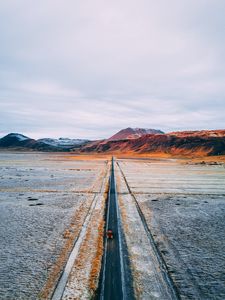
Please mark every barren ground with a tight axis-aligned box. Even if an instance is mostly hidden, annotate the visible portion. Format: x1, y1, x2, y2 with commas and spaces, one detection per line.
0, 153, 108, 300
1, 153, 225, 299
116, 158, 225, 299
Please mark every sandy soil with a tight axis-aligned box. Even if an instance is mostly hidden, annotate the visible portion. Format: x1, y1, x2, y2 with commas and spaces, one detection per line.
61, 190, 108, 300
1, 153, 224, 299
116, 158, 225, 300
0, 153, 108, 300
138, 194, 225, 299
116, 172, 175, 299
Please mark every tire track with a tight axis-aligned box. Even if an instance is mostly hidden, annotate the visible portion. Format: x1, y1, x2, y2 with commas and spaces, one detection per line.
116, 161, 181, 300
50, 161, 110, 300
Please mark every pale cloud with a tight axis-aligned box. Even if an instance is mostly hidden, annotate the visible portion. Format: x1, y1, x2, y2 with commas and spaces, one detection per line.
0, 0, 225, 139
18, 81, 82, 98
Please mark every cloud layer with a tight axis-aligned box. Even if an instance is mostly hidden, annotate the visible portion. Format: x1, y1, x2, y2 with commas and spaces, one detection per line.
1, 0, 225, 139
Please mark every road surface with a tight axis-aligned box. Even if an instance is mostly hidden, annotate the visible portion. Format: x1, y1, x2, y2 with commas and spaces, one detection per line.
99, 157, 124, 300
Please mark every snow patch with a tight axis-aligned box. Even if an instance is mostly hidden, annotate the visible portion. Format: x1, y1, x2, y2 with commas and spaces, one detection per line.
10, 133, 29, 141
38, 138, 89, 147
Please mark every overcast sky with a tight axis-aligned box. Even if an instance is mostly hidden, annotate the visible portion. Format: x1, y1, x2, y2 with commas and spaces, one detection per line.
0, 0, 225, 139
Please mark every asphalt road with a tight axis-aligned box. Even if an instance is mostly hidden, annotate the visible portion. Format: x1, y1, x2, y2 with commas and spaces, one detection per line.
99, 158, 124, 300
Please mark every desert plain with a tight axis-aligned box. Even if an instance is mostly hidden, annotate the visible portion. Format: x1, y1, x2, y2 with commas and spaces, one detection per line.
0, 152, 224, 299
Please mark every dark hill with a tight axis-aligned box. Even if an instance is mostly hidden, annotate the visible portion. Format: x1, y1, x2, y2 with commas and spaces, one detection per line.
0, 133, 86, 151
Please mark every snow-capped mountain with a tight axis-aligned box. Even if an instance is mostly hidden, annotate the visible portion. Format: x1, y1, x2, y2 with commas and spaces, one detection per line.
0, 133, 33, 147
5, 133, 29, 141
0, 133, 89, 151
37, 138, 89, 148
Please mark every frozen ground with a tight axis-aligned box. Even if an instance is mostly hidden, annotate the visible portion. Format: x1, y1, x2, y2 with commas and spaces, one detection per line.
0, 153, 108, 300
116, 158, 225, 300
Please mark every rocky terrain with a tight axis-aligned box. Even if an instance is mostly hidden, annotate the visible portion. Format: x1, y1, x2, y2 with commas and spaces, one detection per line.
107, 127, 164, 141
81, 130, 225, 156
1, 129, 225, 157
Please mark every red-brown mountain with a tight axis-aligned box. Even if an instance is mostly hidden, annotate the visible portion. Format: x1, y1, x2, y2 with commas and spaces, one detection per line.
168, 130, 225, 138
81, 130, 225, 156
108, 127, 164, 141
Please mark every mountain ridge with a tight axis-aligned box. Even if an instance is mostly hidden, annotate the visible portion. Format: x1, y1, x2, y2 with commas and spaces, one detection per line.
108, 127, 164, 141
81, 129, 225, 156
0, 133, 89, 151
1, 129, 225, 156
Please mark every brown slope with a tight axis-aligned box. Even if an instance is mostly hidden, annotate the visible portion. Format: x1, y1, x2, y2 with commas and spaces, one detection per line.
168, 130, 225, 138
81, 131, 225, 156
108, 127, 164, 141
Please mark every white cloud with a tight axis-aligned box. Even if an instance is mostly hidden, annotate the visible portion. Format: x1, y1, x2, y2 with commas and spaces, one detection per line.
0, 0, 225, 139
18, 81, 82, 97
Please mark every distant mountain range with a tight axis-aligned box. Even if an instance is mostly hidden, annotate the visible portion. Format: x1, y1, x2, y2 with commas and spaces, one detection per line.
37, 138, 89, 148
1, 128, 225, 156
0, 133, 89, 151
